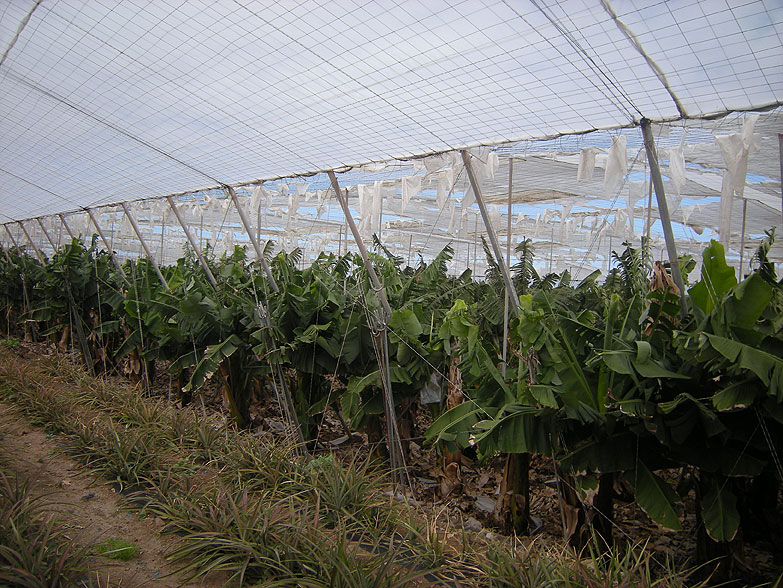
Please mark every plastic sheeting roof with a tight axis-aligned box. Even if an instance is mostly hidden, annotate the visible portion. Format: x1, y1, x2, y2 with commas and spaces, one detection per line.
1, 0, 782, 222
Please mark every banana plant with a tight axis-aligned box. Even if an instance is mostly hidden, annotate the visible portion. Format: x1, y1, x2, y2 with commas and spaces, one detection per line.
31, 237, 124, 373
668, 240, 782, 575
0, 245, 44, 340
259, 249, 376, 441
112, 257, 181, 387
342, 244, 478, 455
168, 245, 268, 427
426, 242, 690, 545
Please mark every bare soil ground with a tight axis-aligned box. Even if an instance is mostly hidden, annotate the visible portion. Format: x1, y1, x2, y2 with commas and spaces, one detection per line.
0, 401, 227, 588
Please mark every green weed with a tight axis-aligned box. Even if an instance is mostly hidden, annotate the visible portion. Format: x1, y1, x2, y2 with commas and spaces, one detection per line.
94, 538, 140, 560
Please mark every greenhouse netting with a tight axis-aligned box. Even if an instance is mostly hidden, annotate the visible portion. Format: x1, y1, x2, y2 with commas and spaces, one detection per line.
2, 3, 783, 583
1, 0, 781, 277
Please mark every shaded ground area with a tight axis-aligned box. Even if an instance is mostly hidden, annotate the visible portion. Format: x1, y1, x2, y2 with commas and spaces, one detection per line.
0, 402, 226, 588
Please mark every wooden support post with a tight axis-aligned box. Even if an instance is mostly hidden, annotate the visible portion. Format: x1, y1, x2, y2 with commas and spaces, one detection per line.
1, 225, 14, 262
36, 218, 57, 250
58, 214, 75, 240
3, 224, 20, 249
327, 171, 392, 319
166, 196, 217, 289
641, 119, 687, 314
86, 208, 128, 282
120, 203, 170, 292
225, 186, 279, 292
462, 150, 520, 315
18, 221, 45, 264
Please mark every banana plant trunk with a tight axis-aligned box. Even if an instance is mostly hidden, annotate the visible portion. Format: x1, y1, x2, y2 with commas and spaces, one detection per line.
593, 472, 615, 548
396, 395, 413, 458
219, 356, 251, 428
496, 452, 530, 535
556, 468, 587, 550
555, 467, 614, 551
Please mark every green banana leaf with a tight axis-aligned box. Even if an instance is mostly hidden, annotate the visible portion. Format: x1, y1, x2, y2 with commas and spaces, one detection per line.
631, 462, 683, 531
700, 474, 740, 542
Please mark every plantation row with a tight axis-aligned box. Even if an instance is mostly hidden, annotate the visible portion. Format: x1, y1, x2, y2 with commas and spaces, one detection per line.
1, 232, 782, 581
2, 350, 718, 587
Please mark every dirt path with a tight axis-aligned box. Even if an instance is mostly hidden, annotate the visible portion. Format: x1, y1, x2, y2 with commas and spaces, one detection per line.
0, 402, 226, 588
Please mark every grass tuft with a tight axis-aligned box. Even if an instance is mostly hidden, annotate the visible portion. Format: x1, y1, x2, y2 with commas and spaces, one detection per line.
0, 469, 89, 587
94, 538, 140, 560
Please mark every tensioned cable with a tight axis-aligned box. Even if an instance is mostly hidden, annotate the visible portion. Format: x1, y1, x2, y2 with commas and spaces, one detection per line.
3, 68, 224, 189
501, 0, 636, 124
9, 1, 324, 175
528, 0, 642, 120
0, 166, 76, 219
553, 1, 659, 117
0, 0, 43, 71
231, 0, 452, 154
600, 0, 687, 119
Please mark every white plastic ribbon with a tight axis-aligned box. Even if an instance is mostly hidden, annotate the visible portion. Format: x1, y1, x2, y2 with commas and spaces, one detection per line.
401, 176, 421, 214
603, 135, 628, 197
436, 168, 454, 208
716, 114, 760, 246
447, 201, 457, 235
577, 147, 596, 182
668, 145, 686, 196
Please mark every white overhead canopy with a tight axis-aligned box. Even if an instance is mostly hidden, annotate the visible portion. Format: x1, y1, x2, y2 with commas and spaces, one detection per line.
1, 0, 781, 222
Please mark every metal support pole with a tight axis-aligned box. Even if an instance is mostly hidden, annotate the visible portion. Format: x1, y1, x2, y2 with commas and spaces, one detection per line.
121, 203, 170, 292
641, 119, 687, 313
18, 221, 45, 264
462, 150, 520, 315
503, 157, 514, 377
225, 186, 279, 292
86, 208, 128, 282
36, 218, 57, 250
739, 198, 748, 279
159, 212, 166, 264
58, 214, 75, 240
338, 226, 342, 256
166, 196, 218, 289
778, 134, 783, 228
327, 171, 392, 319
645, 163, 653, 242
328, 169, 409, 489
